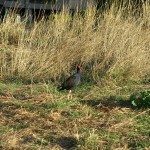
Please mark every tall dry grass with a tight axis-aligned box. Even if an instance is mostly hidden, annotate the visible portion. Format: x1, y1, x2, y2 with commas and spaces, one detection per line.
0, 4, 150, 85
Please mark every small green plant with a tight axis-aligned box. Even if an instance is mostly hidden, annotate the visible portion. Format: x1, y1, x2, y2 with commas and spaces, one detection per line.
84, 129, 100, 149
35, 138, 48, 146
130, 90, 150, 109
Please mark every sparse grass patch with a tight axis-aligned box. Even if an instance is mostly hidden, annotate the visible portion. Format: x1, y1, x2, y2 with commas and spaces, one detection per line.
84, 129, 100, 149
0, 82, 8, 95
13, 100, 37, 112
0, 125, 10, 134
35, 138, 49, 146
10, 122, 29, 131
0, 83, 150, 149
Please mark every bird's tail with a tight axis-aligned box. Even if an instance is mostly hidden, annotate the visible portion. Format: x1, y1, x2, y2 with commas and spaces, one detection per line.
59, 88, 63, 91
57, 86, 63, 91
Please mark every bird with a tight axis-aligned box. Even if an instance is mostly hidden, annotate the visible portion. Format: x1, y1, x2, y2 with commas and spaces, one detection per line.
59, 64, 81, 100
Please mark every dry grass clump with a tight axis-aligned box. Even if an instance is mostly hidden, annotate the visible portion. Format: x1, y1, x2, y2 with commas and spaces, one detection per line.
0, 4, 150, 84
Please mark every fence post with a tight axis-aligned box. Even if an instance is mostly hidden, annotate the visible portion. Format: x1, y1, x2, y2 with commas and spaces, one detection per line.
25, 0, 33, 24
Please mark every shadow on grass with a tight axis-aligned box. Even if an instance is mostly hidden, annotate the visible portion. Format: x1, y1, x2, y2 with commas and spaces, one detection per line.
46, 134, 78, 150
56, 136, 78, 150
80, 96, 134, 110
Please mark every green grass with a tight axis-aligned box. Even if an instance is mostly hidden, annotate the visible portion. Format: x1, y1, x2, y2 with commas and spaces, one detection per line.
0, 125, 10, 134
0, 80, 150, 149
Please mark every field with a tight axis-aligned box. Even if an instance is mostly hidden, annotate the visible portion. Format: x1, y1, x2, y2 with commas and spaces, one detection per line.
0, 2, 150, 150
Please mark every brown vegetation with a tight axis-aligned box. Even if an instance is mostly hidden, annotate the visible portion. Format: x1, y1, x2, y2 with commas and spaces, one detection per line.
0, 4, 149, 84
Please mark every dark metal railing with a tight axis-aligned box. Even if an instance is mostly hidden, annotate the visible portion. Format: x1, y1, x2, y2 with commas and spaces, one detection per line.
0, 0, 88, 23
0, 0, 59, 10
0, 0, 88, 10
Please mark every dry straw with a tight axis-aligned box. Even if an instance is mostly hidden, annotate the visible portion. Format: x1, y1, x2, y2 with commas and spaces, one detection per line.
0, 3, 150, 84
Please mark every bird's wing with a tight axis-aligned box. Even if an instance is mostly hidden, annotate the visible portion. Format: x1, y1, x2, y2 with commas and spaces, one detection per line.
61, 74, 78, 89
65, 74, 77, 82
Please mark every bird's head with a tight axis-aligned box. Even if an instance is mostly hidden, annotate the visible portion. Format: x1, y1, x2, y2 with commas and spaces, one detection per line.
77, 64, 81, 73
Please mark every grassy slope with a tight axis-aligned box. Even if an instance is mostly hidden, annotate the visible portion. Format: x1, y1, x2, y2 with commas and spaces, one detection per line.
0, 81, 150, 150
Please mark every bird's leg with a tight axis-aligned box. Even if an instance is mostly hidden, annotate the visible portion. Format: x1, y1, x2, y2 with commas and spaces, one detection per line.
70, 90, 72, 100
67, 92, 70, 100
67, 90, 72, 100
